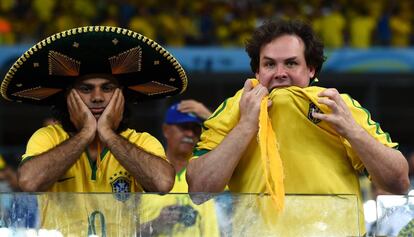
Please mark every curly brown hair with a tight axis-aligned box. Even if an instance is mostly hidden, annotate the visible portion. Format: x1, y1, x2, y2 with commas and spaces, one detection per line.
245, 19, 326, 81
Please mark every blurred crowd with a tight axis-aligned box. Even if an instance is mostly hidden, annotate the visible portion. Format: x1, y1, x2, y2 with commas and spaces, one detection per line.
0, 0, 413, 47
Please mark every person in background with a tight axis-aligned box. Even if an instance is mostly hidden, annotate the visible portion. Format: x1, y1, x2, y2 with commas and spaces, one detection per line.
163, 100, 211, 173
138, 100, 222, 237
177, 99, 212, 121
186, 19, 409, 235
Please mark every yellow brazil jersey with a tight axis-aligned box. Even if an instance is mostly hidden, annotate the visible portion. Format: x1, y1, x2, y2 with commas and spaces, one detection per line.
22, 124, 166, 192
22, 124, 166, 236
193, 84, 397, 235
138, 169, 220, 237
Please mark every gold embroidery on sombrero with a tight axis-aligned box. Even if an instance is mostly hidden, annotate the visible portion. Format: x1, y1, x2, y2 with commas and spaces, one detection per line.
1, 25, 189, 104
128, 81, 177, 95
48, 51, 81, 76
109, 46, 142, 74
12, 87, 62, 100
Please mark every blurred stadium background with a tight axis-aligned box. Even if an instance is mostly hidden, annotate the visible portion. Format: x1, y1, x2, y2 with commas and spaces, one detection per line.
0, 0, 413, 166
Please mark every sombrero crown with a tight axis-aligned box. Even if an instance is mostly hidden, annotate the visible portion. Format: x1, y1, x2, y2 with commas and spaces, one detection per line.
1, 26, 187, 105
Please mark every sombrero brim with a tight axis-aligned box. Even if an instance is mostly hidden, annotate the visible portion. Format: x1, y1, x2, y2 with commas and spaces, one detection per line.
1, 26, 187, 105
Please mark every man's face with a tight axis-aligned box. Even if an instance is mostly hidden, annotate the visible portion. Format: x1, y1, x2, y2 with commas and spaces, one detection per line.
73, 77, 119, 119
256, 34, 315, 91
163, 122, 201, 158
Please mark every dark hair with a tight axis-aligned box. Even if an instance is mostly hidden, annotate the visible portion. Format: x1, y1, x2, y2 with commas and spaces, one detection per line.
245, 19, 326, 80
51, 90, 130, 135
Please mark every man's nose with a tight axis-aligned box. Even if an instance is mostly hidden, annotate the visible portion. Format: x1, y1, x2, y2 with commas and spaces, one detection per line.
91, 89, 104, 103
274, 65, 287, 78
183, 129, 196, 137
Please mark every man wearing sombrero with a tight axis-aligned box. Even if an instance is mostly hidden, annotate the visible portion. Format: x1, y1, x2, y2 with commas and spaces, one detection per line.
1, 26, 188, 194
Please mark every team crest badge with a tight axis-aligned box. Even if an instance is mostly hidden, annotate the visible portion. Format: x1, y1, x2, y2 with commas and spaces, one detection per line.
110, 171, 131, 201
307, 102, 322, 124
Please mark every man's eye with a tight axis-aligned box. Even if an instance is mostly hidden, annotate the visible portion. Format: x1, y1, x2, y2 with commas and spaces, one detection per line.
102, 85, 117, 92
264, 62, 275, 68
286, 61, 297, 67
78, 86, 91, 93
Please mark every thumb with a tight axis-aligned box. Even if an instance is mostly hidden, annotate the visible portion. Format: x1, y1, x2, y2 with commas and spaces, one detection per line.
243, 79, 255, 92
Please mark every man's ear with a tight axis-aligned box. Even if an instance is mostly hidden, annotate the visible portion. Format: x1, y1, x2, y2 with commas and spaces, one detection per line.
162, 124, 170, 139
308, 66, 316, 79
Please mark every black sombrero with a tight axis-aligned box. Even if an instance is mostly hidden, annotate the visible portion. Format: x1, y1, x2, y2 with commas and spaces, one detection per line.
1, 26, 187, 105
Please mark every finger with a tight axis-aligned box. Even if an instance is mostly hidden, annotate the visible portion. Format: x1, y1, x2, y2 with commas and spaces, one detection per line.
317, 97, 337, 113
107, 88, 120, 109
180, 105, 196, 112
254, 85, 269, 97
319, 88, 349, 109
178, 103, 189, 111
72, 89, 82, 101
318, 88, 337, 98
116, 90, 124, 112
180, 99, 189, 104
312, 111, 332, 123
67, 90, 78, 112
179, 103, 196, 112
66, 90, 74, 106
180, 100, 195, 107
243, 79, 254, 92
180, 108, 193, 113
72, 89, 87, 109
318, 88, 342, 102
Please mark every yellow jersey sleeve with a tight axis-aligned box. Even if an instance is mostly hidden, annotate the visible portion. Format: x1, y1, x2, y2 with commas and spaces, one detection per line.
121, 130, 166, 160
341, 94, 398, 172
192, 89, 243, 159
298, 86, 398, 173
22, 125, 69, 161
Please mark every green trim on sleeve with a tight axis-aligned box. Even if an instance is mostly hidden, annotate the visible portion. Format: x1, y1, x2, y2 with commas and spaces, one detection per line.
345, 94, 392, 143
208, 99, 228, 120
193, 149, 210, 157
202, 99, 228, 131
19, 156, 35, 167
